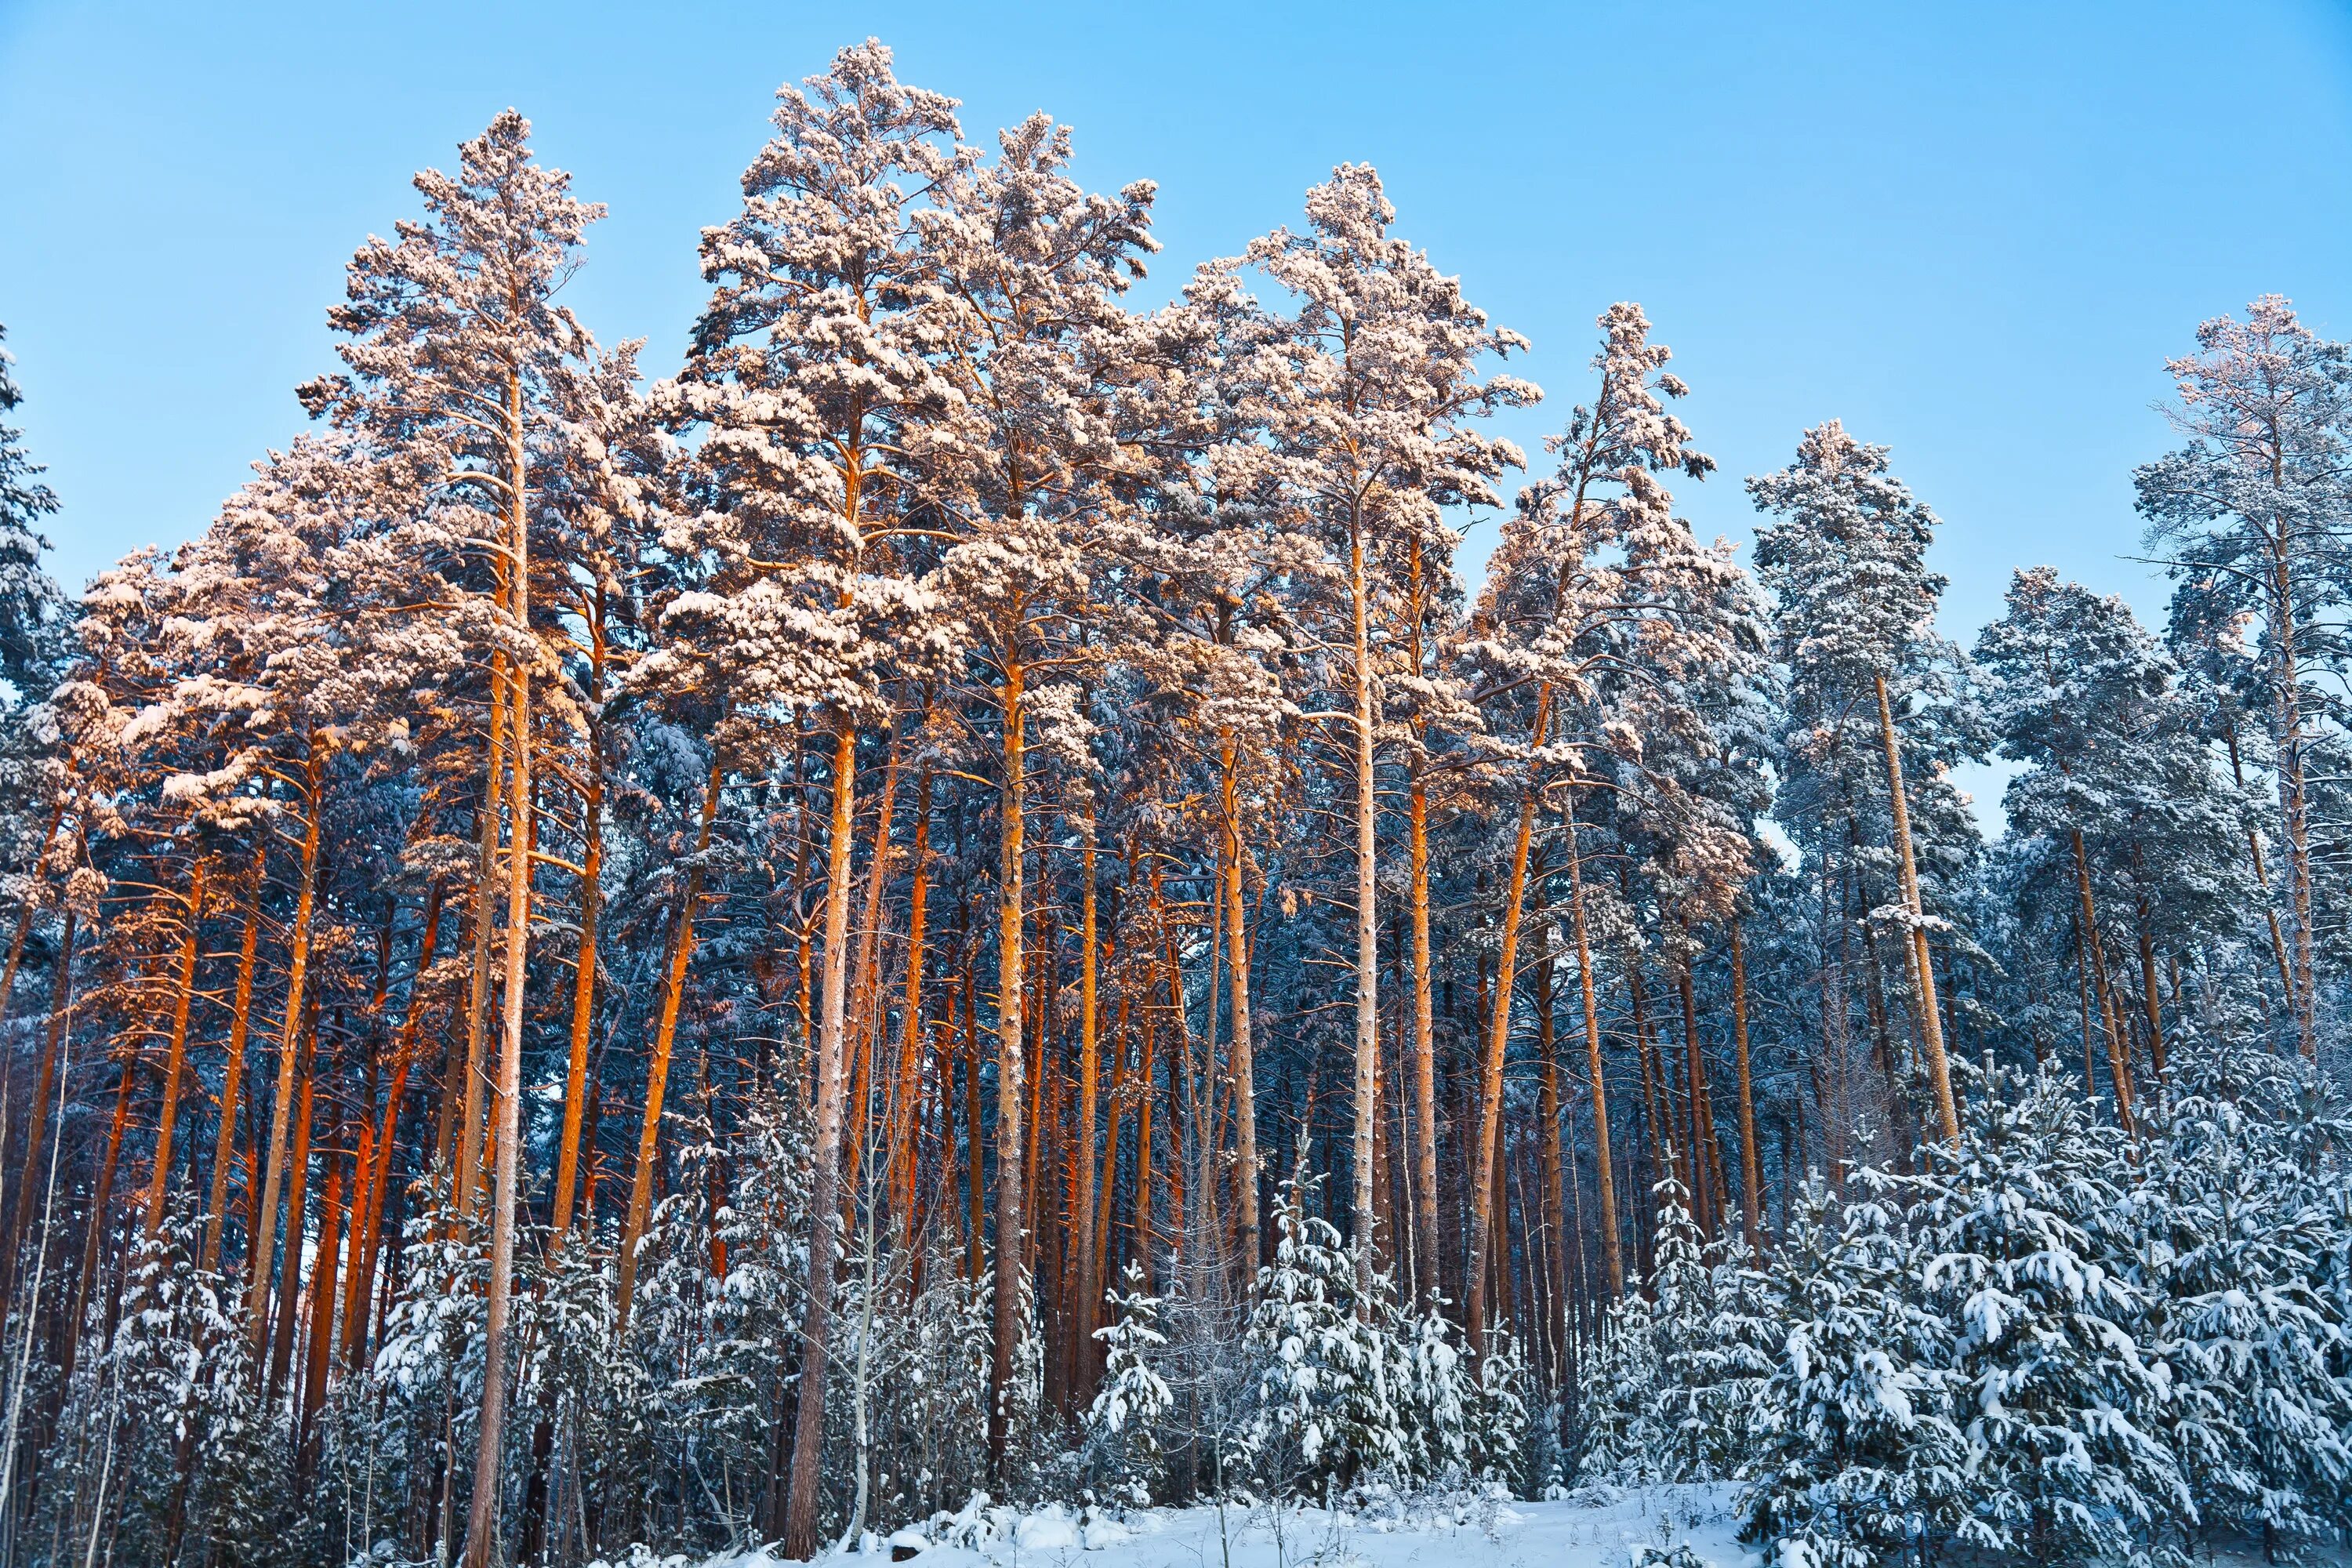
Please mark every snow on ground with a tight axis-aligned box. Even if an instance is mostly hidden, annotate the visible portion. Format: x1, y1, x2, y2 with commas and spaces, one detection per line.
594, 1486, 2352, 1568
608, 1486, 1748, 1568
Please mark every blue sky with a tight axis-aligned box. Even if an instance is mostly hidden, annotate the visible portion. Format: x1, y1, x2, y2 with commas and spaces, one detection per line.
2, 1, 2347, 655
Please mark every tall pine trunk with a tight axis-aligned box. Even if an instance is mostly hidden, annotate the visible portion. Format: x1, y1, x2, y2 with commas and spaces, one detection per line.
1347, 515, 1379, 1289
551, 606, 607, 1239
1218, 737, 1260, 1276
615, 762, 724, 1323
201, 843, 266, 1276
245, 741, 327, 1352
989, 641, 1029, 1475
142, 862, 205, 1238
1466, 686, 1548, 1349
466, 391, 536, 1568
782, 716, 859, 1558
1873, 673, 1959, 1144
1729, 921, 1763, 1253
1563, 810, 1621, 1295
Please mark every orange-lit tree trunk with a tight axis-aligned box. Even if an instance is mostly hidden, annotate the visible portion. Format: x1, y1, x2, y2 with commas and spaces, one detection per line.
345, 881, 441, 1369
1465, 685, 1548, 1349
988, 639, 1029, 1475
1404, 536, 1439, 1308
201, 842, 266, 1277
64, 1038, 138, 1379
245, 738, 328, 1352
550, 608, 607, 1239
1875, 673, 1959, 1144
1729, 921, 1762, 1253
2071, 828, 2136, 1134
892, 764, 934, 1254
467, 400, 539, 1568
298, 1154, 344, 1476
1563, 811, 1621, 1295
1533, 949, 1568, 1388
1218, 739, 1260, 1276
1071, 826, 1103, 1405
453, 636, 509, 1221
267, 1019, 319, 1399
782, 715, 861, 1558
615, 762, 724, 1323
143, 861, 206, 1238
1346, 510, 1380, 1288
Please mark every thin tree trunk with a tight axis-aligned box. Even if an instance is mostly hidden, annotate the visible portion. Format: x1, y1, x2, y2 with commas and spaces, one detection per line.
1563, 811, 1621, 1295
1729, 921, 1762, 1254
2133, 898, 2166, 1081
2071, 829, 2136, 1134
2266, 547, 2319, 1060
894, 764, 934, 1256
989, 642, 1029, 1475
245, 742, 327, 1350
64, 1040, 137, 1379
454, 640, 509, 1221
615, 761, 724, 1325
267, 1017, 318, 1399
782, 717, 860, 1558
1, 906, 74, 1315
1218, 738, 1261, 1283
1533, 951, 1568, 1389
466, 404, 536, 1568
346, 881, 442, 1370
963, 959, 984, 1284
1874, 673, 1960, 1144
550, 619, 605, 1239
1348, 517, 1380, 1294
298, 1154, 344, 1476
143, 862, 206, 1238
1466, 687, 1548, 1350
1070, 826, 1102, 1407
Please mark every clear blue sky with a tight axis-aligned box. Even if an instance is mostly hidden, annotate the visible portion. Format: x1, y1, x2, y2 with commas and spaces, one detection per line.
3, 0, 2348, 639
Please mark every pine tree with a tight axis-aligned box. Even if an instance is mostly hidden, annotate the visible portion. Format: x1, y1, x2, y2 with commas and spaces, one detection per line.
667, 41, 962, 1549
1976, 568, 2256, 1123
1751, 423, 1984, 1152
1907, 1064, 2184, 1563
1243, 1172, 1409, 1498
2136, 297, 2351, 1062
1742, 1179, 1965, 1568
1084, 1261, 1176, 1499
0, 325, 66, 702
1219, 165, 1534, 1277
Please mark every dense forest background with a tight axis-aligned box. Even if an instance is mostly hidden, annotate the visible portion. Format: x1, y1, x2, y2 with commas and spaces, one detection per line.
0, 40, 2344, 1568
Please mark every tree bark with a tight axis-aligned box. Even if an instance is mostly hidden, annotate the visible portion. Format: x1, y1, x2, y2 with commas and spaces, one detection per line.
201, 844, 266, 1277
1874, 673, 1960, 1144
2071, 828, 2136, 1135
615, 762, 724, 1326
454, 639, 509, 1221
245, 741, 327, 1351
1563, 810, 1621, 1296
143, 861, 206, 1238
782, 716, 859, 1559
1729, 921, 1763, 1254
1465, 686, 1548, 1350
1218, 738, 1261, 1279
550, 612, 606, 1239
988, 642, 1029, 1476
1070, 826, 1102, 1407
1348, 514, 1380, 1294
893, 764, 934, 1257
466, 399, 537, 1568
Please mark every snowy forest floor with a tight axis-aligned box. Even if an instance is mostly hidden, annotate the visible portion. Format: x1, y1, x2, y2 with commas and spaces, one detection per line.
586, 1486, 2351, 1568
